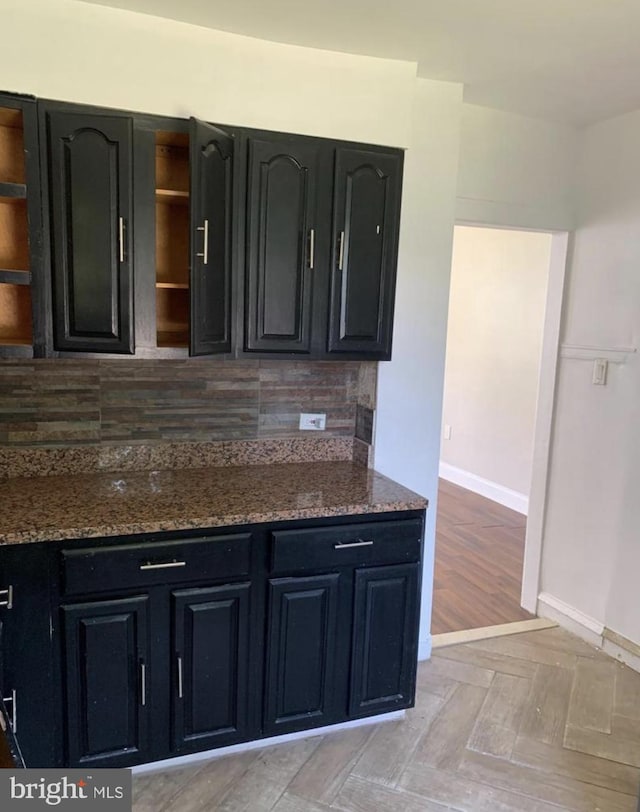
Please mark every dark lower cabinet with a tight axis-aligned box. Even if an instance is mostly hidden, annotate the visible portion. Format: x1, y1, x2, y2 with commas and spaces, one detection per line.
264, 574, 339, 734
350, 563, 419, 717
172, 583, 251, 751
62, 595, 151, 767
1, 510, 424, 769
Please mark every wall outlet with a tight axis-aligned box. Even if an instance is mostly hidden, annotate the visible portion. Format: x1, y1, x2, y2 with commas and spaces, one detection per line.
444, 424, 452, 440
299, 413, 326, 431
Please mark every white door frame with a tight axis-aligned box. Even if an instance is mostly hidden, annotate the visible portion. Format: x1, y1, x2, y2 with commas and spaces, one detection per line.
448, 224, 571, 615
521, 230, 570, 611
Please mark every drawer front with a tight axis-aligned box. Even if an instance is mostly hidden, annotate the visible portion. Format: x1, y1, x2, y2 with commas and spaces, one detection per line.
271, 519, 422, 574
62, 534, 252, 596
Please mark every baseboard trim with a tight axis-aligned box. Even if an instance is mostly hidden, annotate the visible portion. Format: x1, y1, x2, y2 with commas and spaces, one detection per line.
432, 618, 556, 649
418, 635, 432, 661
439, 462, 528, 515
537, 592, 604, 647
131, 710, 405, 775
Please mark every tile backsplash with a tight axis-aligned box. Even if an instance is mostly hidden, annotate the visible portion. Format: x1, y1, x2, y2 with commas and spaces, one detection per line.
0, 359, 377, 448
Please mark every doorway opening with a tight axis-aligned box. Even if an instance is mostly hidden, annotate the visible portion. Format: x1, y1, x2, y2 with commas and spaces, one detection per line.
431, 224, 567, 638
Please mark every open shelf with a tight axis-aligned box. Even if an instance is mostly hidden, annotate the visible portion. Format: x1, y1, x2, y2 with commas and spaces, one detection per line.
0, 107, 25, 185
0, 182, 27, 200
0, 283, 32, 345
156, 133, 189, 195
156, 130, 190, 349
0, 197, 29, 271
156, 188, 189, 205
156, 287, 189, 347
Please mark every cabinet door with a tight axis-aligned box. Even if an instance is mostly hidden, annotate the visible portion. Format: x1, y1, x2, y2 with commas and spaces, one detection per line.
328, 148, 402, 358
172, 583, 251, 752
264, 574, 339, 734
45, 110, 134, 353
349, 563, 419, 717
189, 118, 234, 356
62, 595, 151, 767
245, 137, 320, 353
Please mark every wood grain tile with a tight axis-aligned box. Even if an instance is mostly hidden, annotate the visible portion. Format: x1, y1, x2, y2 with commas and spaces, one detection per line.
399, 762, 564, 812
408, 682, 488, 770
512, 734, 640, 796
286, 726, 373, 805
333, 775, 449, 812
433, 642, 539, 679
459, 750, 636, 812
615, 661, 640, 720
567, 656, 617, 733
467, 672, 531, 758
428, 651, 495, 687
564, 716, 640, 768
519, 663, 574, 745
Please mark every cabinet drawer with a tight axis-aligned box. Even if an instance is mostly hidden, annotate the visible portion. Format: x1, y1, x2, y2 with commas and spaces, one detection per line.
62, 534, 252, 596
271, 519, 422, 574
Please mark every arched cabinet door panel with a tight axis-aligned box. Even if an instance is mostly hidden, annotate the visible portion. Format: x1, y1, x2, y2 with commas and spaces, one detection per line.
45, 110, 134, 353
189, 117, 234, 356
329, 147, 403, 359
244, 137, 321, 354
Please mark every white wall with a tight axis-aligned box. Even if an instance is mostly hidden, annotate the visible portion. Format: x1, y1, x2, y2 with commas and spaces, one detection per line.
374, 79, 463, 658
539, 109, 640, 647
441, 226, 551, 500
456, 104, 577, 231
1, 0, 415, 147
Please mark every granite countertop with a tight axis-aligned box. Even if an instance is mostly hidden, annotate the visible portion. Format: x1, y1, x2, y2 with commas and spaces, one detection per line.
0, 461, 427, 545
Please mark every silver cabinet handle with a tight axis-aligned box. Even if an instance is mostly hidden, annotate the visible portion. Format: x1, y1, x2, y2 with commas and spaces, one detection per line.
140, 662, 147, 707
334, 539, 374, 550
308, 228, 315, 270
338, 230, 345, 270
0, 585, 13, 609
3, 689, 17, 733
196, 219, 209, 265
139, 561, 186, 571
177, 656, 184, 699
118, 216, 125, 263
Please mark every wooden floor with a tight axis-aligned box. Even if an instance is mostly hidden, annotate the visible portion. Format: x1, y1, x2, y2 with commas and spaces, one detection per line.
133, 627, 640, 811
432, 479, 535, 635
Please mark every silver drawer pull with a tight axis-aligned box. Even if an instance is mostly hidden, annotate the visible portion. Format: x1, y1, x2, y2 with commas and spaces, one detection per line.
139, 561, 187, 571
334, 540, 374, 550
0, 585, 13, 609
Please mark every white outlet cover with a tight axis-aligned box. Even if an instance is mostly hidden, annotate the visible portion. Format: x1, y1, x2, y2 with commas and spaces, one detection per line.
299, 413, 327, 431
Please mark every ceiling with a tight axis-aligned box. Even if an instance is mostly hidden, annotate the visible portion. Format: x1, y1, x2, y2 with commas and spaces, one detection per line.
79, 0, 640, 126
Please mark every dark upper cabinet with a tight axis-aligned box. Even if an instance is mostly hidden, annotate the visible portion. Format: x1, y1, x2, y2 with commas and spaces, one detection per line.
328, 148, 402, 358
241, 136, 403, 360
244, 137, 323, 354
44, 110, 134, 354
62, 595, 151, 767
172, 582, 251, 751
189, 118, 234, 356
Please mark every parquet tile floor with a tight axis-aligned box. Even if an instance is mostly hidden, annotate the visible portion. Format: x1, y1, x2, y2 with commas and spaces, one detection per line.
133, 627, 640, 811
432, 479, 535, 634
